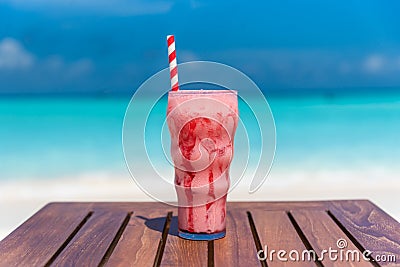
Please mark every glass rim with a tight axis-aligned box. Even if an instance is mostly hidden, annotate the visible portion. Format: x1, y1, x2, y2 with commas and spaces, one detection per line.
168, 89, 237, 95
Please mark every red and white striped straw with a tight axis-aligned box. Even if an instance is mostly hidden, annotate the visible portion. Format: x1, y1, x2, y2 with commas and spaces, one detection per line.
167, 35, 179, 91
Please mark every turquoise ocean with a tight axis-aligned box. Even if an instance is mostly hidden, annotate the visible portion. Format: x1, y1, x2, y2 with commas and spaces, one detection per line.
1, 91, 399, 182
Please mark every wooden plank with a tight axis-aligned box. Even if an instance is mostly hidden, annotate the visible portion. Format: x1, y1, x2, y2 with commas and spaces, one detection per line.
160, 212, 208, 267
227, 201, 329, 211
90, 202, 169, 212
50, 208, 129, 266
250, 210, 311, 267
291, 209, 372, 267
105, 208, 171, 267
214, 209, 261, 267
329, 200, 400, 266
0, 203, 92, 267
1, 201, 399, 267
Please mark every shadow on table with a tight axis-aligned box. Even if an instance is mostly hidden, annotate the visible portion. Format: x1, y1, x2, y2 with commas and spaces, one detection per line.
136, 215, 179, 236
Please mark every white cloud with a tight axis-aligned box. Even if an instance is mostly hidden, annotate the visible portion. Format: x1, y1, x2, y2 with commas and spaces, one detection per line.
0, 38, 94, 78
3, 0, 174, 15
190, 0, 207, 9
363, 54, 384, 73
0, 38, 35, 70
44, 55, 94, 77
215, 49, 400, 76
206, 48, 400, 88
361, 54, 400, 74
68, 58, 94, 77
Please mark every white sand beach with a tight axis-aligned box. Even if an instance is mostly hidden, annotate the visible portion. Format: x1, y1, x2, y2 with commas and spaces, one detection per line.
2, 94, 399, 240
1, 167, 399, 240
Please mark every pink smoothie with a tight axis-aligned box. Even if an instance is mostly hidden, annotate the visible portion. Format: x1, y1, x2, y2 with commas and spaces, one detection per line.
167, 90, 238, 235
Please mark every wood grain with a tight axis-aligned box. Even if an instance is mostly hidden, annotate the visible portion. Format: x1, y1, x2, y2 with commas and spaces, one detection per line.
329, 200, 400, 266
250, 210, 310, 267
105, 208, 171, 267
0, 203, 92, 267
227, 201, 329, 211
214, 209, 261, 267
291, 209, 372, 267
50, 208, 129, 266
0, 200, 399, 267
160, 211, 208, 267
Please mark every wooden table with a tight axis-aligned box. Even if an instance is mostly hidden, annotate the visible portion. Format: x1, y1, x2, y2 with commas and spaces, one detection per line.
0, 200, 399, 266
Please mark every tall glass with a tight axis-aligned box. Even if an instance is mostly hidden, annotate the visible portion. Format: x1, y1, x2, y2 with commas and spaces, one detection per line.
167, 90, 238, 240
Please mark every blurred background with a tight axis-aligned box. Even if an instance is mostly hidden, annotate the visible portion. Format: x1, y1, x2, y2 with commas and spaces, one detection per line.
1, 0, 399, 239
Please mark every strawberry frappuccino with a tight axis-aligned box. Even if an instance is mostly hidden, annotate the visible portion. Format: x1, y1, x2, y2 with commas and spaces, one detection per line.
167, 90, 238, 240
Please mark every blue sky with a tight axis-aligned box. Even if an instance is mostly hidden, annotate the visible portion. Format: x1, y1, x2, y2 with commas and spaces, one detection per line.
1, 0, 400, 94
